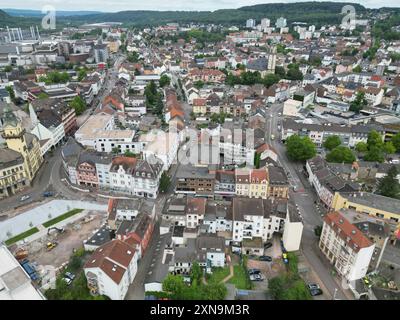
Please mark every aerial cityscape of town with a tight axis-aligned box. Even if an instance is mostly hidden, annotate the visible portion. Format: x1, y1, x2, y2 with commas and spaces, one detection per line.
1, 0, 400, 302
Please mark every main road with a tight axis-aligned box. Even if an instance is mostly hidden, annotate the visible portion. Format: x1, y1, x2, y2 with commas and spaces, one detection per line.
264, 103, 350, 300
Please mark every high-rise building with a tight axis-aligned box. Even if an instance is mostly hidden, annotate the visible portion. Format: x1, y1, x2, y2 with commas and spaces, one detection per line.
275, 17, 287, 29
261, 18, 271, 29
246, 19, 256, 29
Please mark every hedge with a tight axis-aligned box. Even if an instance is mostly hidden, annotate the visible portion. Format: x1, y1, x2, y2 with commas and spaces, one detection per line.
5, 227, 39, 246
43, 209, 84, 228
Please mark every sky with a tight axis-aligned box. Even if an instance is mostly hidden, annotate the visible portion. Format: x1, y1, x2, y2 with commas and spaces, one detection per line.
1, 0, 399, 12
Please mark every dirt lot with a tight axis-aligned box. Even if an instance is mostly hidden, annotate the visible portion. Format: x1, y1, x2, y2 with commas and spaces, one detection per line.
20, 212, 105, 270
248, 257, 286, 290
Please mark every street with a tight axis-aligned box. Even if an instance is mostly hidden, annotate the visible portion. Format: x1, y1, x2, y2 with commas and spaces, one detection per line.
264, 103, 349, 300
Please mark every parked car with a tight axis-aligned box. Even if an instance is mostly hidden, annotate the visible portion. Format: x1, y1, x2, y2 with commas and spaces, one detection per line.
264, 242, 273, 249
20, 195, 30, 202
250, 274, 264, 281
310, 288, 323, 296
307, 284, 320, 290
248, 269, 261, 275
65, 272, 76, 281
43, 191, 54, 197
63, 277, 73, 286
259, 255, 272, 262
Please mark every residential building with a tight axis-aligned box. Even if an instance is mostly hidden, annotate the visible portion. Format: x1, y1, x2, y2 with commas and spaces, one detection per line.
84, 240, 138, 300
319, 211, 375, 282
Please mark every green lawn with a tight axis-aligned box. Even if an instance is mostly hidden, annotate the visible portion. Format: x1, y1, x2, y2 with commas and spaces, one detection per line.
42, 209, 83, 228
228, 265, 252, 290
207, 267, 230, 284
5, 227, 39, 246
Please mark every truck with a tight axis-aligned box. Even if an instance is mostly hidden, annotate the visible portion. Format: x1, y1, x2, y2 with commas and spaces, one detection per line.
20, 259, 38, 281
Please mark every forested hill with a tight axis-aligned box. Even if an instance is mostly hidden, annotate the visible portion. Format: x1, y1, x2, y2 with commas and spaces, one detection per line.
57, 2, 368, 26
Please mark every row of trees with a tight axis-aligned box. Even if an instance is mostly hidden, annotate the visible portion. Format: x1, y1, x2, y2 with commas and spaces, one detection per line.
39, 71, 70, 85
355, 130, 395, 163
226, 63, 304, 88
144, 81, 164, 117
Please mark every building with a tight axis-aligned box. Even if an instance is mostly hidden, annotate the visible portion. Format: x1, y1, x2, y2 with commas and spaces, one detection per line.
1, 108, 43, 183
331, 192, 400, 224
175, 165, 215, 197
109, 156, 163, 199
246, 19, 256, 29
0, 245, 45, 300
93, 43, 109, 63
29, 104, 65, 155
282, 202, 303, 251
319, 211, 375, 282
169, 234, 226, 275
260, 18, 271, 29
0, 148, 28, 199
116, 212, 155, 258
142, 131, 179, 172
31, 98, 77, 136
275, 17, 287, 28
267, 166, 289, 199
249, 168, 268, 199
84, 239, 138, 300
107, 198, 155, 230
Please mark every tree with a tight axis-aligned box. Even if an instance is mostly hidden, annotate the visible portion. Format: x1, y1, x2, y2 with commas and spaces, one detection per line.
326, 146, 356, 163
194, 80, 205, 90
5, 86, 15, 102
376, 166, 400, 199
127, 51, 139, 63
254, 152, 261, 169
124, 150, 136, 158
275, 66, 286, 78
364, 146, 385, 163
314, 225, 323, 238
353, 65, 362, 73
4, 65, 12, 72
323, 135, 341, 151
159, 172, 171, 193
355, 142, 368, 153
263, 73, 280, 88
350, 92, 368, 113
384, 141, 396, 155
162, 274, 185, 295
37, 92, 49, 99
286, 68, 303, 81
190, 262, 202, 286
145, 81, 159, 108
367, 130, 384, 150
391, 132, 400, 153
78, 69, 87, 81
69, 96, 86, 116
286, 135, 316, 162
159, 74, 171, 88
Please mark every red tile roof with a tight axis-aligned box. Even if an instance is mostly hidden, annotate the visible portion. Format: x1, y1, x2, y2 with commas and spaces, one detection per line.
324, 211, 373, 252
84, 239, 136, 284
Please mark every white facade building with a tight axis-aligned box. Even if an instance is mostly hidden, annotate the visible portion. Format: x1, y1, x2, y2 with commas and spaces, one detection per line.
319, 211, 375, 282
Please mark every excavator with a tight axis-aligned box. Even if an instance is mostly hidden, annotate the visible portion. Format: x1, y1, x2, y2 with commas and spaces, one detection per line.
47, 227, 65, 235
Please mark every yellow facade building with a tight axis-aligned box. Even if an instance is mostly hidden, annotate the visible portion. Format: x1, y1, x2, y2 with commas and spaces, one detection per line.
0, 108, 43, 197
332, 192, 400, 223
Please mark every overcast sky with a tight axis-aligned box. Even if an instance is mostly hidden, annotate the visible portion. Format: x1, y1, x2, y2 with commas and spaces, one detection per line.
2, 0, 399, 12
